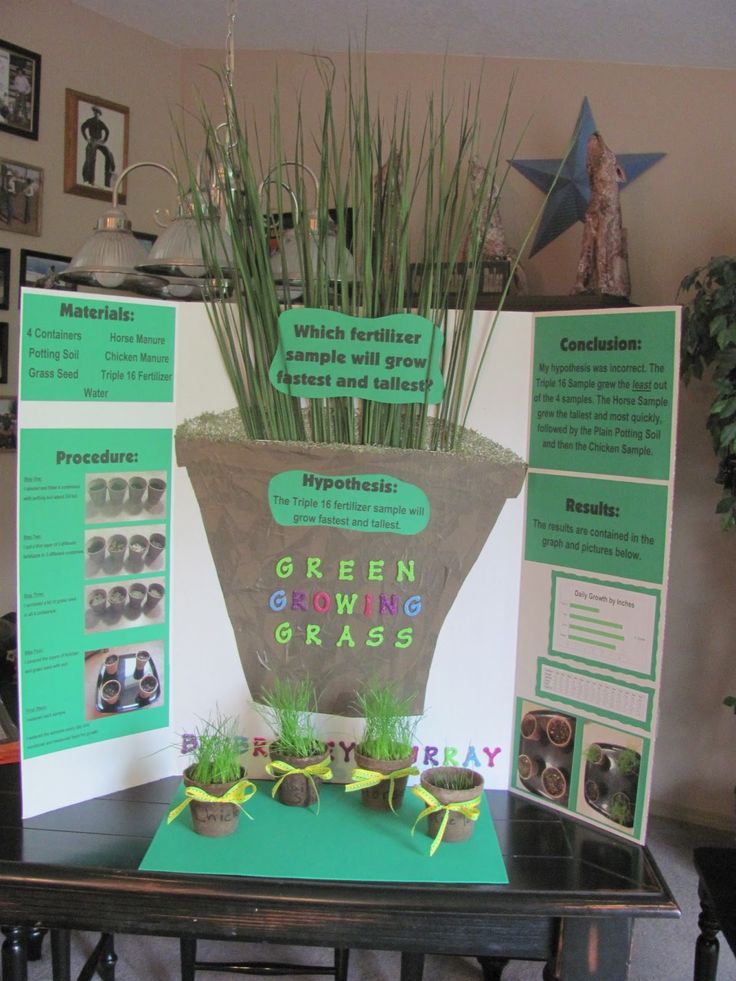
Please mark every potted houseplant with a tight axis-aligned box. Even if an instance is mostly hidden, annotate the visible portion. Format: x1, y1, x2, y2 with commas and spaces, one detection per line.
168, 710, 255, 837
616, 747, 640, 777
584, 743, 611, 771
413, 766, 485, 856
679, 255, 736, 529
175, 58, 536, 719
260, 678, 332, 809
346, 681, 420, 812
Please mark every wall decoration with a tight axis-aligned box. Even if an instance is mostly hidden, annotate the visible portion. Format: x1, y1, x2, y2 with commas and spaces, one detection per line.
510, 98, 665, 256
0, 396, 16, 451
0, 248, 9, 309
19, 249, 74, 292
0, 323, 7, 384
0, 39, 41, 141
64, 89, 128, 202
0, 158, 43, 236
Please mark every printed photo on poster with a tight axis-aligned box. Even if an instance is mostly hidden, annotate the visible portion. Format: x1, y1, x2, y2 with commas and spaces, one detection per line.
84, 641, 165, 719
0, 158, 43, 236
0, 39, 41, 140
64, 89, 128, 202
0, 396, 17, 451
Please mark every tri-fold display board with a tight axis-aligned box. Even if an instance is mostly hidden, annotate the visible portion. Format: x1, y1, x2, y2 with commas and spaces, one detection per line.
16, 289, 679, 844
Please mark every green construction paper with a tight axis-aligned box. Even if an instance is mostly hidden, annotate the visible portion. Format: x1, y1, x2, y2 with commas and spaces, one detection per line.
139, 781, 508, 884
268, 470, 430, 535
269, 308, 444, 404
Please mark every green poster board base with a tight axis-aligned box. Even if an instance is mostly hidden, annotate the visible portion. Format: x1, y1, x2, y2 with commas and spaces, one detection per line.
140, 780, 508, 884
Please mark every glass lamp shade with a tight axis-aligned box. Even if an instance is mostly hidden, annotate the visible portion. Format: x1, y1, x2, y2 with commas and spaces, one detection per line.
59, 207, 168, 291
270, 220, 355, 301
136, 213, 232, 279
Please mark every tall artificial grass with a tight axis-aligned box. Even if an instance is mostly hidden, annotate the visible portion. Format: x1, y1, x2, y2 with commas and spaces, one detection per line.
354, 681, 419, 761
183, 56, 542, 451
259, 677, 322, 758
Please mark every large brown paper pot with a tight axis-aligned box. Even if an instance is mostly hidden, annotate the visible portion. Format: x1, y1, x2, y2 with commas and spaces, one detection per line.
177, 438, 526, 716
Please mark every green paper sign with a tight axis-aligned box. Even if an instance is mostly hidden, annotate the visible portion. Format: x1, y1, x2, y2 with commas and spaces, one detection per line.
269, 308, 444, 404
21, 292, 175, 403
269, 469, 430, 535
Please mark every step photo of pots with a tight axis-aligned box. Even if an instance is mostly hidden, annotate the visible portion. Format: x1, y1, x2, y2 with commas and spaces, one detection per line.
515, 702, 577, 807
577, 722, 644, 833
84, 524, 167, 578
84, 577, 166, 633
84, 640, 165, 719
85, 470, 168, 520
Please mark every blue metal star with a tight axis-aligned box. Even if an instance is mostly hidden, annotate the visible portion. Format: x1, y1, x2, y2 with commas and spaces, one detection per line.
511, 98, 666, 257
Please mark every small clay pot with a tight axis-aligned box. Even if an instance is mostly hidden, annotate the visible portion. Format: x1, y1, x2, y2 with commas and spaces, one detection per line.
546, 714, 574, 749
540, 764, 568, 801
146, 532, 166, 565
103, 653, 119, 676
134, 650, 150, 679
86, 536, 106, 569
520, 712, 543, 742
127, 534, 149, 571
106, 534, 128, 572
88, 588, 107, 617
108, 477, 128, 508
586, 743, 610, 770
100, 679, 121, 708
269, 744, 328, 808
145, 582, 165, 611
420, 766, 484, 844
517, 753, 540, 782
353, 750, 414, 811
137, 674, 159, 703
107, 585, 128, 618
128, 476, 148, 506
128, 582, 148, 611
183, 765, 245, 837
88, 478, 107, 507
146, 477, 167, 506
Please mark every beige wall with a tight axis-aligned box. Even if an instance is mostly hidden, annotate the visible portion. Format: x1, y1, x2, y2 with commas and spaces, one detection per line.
1, 5, 735, 825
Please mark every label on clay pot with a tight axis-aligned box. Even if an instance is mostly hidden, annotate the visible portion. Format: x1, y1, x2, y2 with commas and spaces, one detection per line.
269, 308, 445, 403
268, 470, 430, 535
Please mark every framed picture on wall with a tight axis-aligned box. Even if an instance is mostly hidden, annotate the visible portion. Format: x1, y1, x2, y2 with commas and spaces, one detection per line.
0, 39, 41, 141
0, 396, 17, 452
64, 89, 128, 202
20, 249, 75, 293
0, 158, 43, 236
0, 249, 9, 310
0, 323, 8, 384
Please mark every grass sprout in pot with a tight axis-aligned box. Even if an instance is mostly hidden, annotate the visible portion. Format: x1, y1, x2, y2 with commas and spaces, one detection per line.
168, 710, 254, 837
261, 678, 332, 810
414, 766, 484, 854
584, 743, 610, 771
347, 681, 419, 812
616, 748, 640, 777
106, 534, 127, 572
89, 588, 107, 617
609, 791, 634, 827
127, 534, 149, 570
107, 585, 128, 619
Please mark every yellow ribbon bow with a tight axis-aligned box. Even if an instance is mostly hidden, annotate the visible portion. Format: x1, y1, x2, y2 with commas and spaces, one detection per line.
345, 765, 419, 814
265, 756, 333, 813
410, 784, 482, 857
167, 778, 257, 825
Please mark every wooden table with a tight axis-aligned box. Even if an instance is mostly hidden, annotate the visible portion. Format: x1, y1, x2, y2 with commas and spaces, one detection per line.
693, 847, 736, 980
0, 763, 678, 981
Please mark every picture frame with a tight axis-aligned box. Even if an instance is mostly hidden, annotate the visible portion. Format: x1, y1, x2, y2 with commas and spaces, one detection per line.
0, 323, 8, 385
20, 249, 75, 294
64, 89, 128, 202
0, 396, 17, 452
0, 249, 9, 310
0, 158, 43, 236
0, 39, 41, 141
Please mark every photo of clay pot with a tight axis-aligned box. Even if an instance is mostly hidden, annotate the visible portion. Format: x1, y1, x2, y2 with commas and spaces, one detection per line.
580, 731, 642, 831
84, 524, 167, 578
84, 641, 165, 719
85, 470, 168, 521
84, 577, 166, 633
516, 703, 577, 807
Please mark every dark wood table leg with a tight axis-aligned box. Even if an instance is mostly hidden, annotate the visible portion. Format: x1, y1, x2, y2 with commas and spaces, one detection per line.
546, 917, 633, 980
180, 936, 197, 981
400, 951, 425, 981
477, 955, 509, 980
1, 926, 28, 981
334, 947, 349, 981
50, 929, 71, 981
694, 880, 721, 981
26, 927, 45, 962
